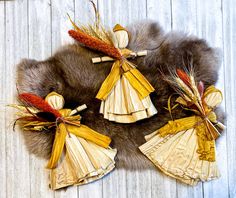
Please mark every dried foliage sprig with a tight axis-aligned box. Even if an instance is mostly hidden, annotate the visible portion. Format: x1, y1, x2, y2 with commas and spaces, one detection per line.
67, 1, 122, 59
162, 68, 221, 140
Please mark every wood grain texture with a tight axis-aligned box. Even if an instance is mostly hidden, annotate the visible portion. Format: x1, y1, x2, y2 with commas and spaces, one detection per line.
28, 0, 54, 197
147, 1, 177, 198
171, 2, 203, 197
196, 1, 229, 198
222, 0, 236, 197
0, 2, 6, 198
5, 1, 31, 198
0, 0, 235, 198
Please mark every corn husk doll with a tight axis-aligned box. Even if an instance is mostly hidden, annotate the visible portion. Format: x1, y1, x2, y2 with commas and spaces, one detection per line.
139, 69, 225, 185
68, 20, 157, 123
12, 92, 117, 190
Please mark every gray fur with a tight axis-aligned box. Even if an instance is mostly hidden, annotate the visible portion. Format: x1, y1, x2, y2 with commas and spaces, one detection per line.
16, 20, 224, 170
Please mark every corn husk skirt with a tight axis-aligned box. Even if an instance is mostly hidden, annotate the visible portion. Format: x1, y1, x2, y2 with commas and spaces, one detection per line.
139, 128, 220, 185
50, 133, 117, 190
99, 73, 157, 123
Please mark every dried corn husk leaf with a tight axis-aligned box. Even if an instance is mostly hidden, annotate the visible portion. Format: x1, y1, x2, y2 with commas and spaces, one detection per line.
176, 96, 187, 106
9, 104, 39, 114
66, 124, 111, 148
47, 123, 67, 169
203, 85, 223, 108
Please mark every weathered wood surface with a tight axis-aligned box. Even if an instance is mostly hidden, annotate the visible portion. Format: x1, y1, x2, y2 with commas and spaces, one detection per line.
0, 0, 235, 197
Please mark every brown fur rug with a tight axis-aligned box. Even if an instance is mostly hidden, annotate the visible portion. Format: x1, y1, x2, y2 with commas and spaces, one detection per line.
16, 20, 224, 170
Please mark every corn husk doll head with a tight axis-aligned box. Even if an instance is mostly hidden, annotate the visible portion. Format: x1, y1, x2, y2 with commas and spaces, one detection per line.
113, 24, 129, 49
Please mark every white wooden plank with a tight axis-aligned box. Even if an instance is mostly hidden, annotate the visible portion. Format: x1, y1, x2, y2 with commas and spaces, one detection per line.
97, 1, 128, 198
51, 0, 78, 197
98, 1, 153, 197
51, 0, 75, 52
101, 170, 120, 198
128, 0, 147, 23
99, 0, 147, 27
98, 0, 130, 27
123, 170, 156, 198
4, 0, 31, 198
125, 1, 153, 197
4, 1, 19, 197
0, 2, 6, 198
74, 1, 104, 198
195, 1, 229, 198
146, 1, 178, 198
98, 1, 172, 197
171, 0, 197, 34
126, 170, 139, 198
28, 0, 54, 197
75, 0, 98, 24
171, 1, 203, 198
150, 169, 177, 198
124, 1, 153, 197
79, 181, 103, 198
29, 0, 52, 59
222, 0, 236, 197
51, 0, 76, 195
147, 0, 172, 32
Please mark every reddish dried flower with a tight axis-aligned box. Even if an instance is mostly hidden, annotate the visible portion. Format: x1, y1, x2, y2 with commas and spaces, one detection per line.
176, 69, 191, 86
19, 93, 61, 118
197, 81, 204, 97
68, 29, 121, 59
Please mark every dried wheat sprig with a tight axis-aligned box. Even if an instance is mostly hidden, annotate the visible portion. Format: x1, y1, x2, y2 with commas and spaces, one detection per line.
67, 10, 115, 46
190, 76, 201, 102
189, 75, 206, 115
161, 68, 206, 114
175, 78, 196, 101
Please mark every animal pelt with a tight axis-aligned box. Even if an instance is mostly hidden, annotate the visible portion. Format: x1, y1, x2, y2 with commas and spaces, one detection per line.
16, 20, 224, 170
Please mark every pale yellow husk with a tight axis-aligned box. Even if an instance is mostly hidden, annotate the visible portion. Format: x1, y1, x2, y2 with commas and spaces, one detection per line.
139, 128, 220, 185
50, 134, 117, 190
99, 75, 157, 123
